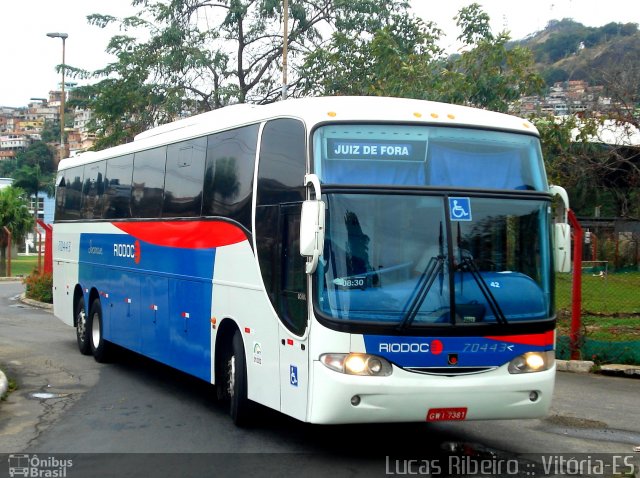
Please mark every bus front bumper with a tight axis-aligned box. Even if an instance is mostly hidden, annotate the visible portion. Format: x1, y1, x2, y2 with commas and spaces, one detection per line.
307, 361, 555, 424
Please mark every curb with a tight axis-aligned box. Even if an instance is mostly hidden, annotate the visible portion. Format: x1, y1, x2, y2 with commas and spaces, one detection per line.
556, 359, 594, 373
557, 359, 640, 377
599, 364, 640, 377
19, 293, 53, 311
0, 369, 8, 398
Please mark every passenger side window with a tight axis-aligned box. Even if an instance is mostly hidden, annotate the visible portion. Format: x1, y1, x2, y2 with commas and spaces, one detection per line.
103, 154, 134, 219
131, 147, 167, 218
163, 138, 206, 217
202, 125, 258, 230
81, 161, 106, 219
57, 166, 84, 220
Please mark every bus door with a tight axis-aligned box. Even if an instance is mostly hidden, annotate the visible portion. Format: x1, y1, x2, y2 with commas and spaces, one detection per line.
277, 204, 309, 421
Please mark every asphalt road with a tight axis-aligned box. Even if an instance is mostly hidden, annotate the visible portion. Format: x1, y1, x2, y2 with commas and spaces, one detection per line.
1, 281, 639, 477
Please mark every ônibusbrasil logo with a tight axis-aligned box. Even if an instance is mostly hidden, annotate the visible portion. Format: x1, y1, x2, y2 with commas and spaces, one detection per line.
113, 240, 141, 264
8, 454, 73, 477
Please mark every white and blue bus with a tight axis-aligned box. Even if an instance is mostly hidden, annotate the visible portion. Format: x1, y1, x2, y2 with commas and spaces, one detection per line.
53, 96, 556, 425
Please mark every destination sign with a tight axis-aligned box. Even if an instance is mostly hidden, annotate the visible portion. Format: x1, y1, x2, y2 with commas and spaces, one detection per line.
327, 139, 426, 161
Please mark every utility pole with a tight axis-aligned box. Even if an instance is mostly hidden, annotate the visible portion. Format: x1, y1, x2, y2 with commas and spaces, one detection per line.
282, 0, 289, 101
46, 32, 68, 160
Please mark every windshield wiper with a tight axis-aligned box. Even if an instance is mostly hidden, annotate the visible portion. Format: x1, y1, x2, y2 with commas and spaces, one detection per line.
459, 256, 508, 325
397, 255, 445, 331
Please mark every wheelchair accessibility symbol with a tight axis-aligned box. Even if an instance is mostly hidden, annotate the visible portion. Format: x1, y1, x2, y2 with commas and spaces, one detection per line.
449, 197, 472, 221
290, 365, 298, 387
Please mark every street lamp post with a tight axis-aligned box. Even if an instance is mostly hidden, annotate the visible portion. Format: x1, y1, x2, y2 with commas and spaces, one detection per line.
46, 32, 68, 160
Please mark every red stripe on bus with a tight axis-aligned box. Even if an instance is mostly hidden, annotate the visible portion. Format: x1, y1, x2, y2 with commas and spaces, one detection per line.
485, 331, 554, 347
113, 221, 246, 249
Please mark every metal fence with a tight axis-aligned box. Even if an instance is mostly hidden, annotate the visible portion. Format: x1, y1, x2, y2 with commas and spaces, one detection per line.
555, 219, 640, 363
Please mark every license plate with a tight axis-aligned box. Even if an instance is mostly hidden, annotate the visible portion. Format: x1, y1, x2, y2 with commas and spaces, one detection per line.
426, 407, 467, 422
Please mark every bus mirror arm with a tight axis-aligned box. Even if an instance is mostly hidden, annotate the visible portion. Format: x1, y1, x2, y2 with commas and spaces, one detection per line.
300, 199, 326, 274
304, 174, 321, 199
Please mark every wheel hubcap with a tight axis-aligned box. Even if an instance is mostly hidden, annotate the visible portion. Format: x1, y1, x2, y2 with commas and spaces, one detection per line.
91, 313, 101, 348
77, 308, 86, 339
228, 355, 236, 399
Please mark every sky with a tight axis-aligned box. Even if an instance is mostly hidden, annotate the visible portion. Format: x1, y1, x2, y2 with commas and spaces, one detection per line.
0, 0, 638, 108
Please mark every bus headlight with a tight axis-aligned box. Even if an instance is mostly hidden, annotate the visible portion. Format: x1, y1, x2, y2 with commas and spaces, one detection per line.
320, 353, 393, 376
508, 351, 555, 374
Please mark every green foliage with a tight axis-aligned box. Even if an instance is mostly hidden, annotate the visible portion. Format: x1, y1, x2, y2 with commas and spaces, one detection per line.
0, 141, 56, 192
23, 272, 53, 304
436, 4, 545, 112
516, 18, 640, 85
302, 2, 544, 113
534, 115, 640, 218
300, 3, 443, 98
15, 141, 55, 174
74, 0, 346, 148
0, 187, 34, 276
0, 187, 34, 243
39, 121, 60, 144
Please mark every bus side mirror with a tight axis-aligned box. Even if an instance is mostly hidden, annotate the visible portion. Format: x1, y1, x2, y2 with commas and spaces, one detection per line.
300, 200, 325, 274
554, 222, 571, 273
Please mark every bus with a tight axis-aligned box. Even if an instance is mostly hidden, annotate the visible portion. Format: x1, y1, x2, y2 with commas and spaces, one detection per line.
53, 96, 557, 426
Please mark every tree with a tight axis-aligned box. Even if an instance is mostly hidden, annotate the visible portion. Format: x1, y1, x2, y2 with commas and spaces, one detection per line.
436, 3, 545, 112
15, 141, 56, 175
0, 187, 34, 276
71, 0, 360, 148
301, 2, 544, 113
533, 114, 640, 219
299, 1, 444, 97
2, 142, 57, 199
532, 42, 640, 219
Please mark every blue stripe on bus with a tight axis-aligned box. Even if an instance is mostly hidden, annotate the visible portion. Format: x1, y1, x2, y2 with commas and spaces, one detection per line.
78, 232, 216, 382
363, 334, 552, 368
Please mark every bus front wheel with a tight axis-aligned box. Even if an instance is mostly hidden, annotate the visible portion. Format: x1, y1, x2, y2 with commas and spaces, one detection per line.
228, 330, 253, 426
75, 296, 91, 356
88, 298, 113, 363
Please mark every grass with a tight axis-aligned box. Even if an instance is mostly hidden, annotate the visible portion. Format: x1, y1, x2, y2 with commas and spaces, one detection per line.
5, 255, 39, 277
556, 314, 640, 342
556, 271, 640, 316
556, 271, 640, 345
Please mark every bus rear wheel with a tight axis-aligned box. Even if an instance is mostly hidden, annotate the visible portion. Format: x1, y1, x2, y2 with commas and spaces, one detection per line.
75, 296, 91, 356
88, 298, 113, 363
228, 330, 253, 426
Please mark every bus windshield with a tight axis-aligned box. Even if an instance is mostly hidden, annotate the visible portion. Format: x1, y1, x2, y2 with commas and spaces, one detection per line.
314, 194, 553, 327
312, 123, 553, 328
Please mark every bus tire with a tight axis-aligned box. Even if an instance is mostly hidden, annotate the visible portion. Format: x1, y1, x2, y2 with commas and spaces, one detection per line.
88, 298, 112, 363
75, 295, 92, 356
228, 330, 253, 426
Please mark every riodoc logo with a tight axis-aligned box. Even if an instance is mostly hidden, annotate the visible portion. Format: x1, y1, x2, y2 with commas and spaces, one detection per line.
113, 240, 141, 264
379, 339, 443, 355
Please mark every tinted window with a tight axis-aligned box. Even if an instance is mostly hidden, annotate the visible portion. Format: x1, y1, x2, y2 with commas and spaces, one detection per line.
54, 171, 66, 220
131, 147, 167, 218
163, 137, 206, 217
255, 118, 307, 335
55, 166, 83, 220
203, 125, 258, 230
256, 119, 306, 206
280, 207, 307, 334
81, 161, 106, 219
103, 154, 133, 219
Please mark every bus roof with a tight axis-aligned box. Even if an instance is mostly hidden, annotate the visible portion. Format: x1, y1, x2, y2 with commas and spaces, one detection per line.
58, 96, 538, 170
